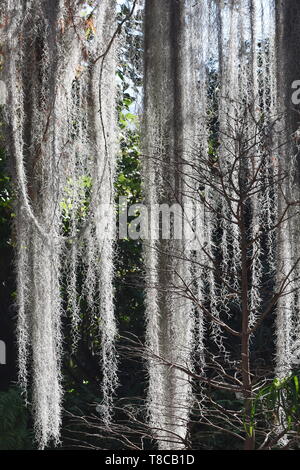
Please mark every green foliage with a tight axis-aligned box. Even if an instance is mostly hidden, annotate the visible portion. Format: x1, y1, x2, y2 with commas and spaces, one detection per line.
0, 129, 13, 248
248, 371, 300, 444
0, 388, 33, 450
61, 10, 145, 449
64, 379, 102, 416
115, 8, 143, 334
60, 175, 93, 226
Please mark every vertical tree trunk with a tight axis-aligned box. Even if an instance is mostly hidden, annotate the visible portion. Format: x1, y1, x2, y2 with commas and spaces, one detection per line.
240, 199, 254, 450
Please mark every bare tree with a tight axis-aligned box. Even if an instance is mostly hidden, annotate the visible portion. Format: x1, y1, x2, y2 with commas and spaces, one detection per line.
64, 100, 300, 451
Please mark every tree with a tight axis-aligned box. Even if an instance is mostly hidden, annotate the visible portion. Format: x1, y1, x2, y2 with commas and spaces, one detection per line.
69, 98, 300, 450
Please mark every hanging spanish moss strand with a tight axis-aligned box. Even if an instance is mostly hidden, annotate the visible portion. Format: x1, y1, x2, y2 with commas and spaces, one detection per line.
64, 80, 83, 350
247, 0, 262, 328
215, 0, 242, 356
3, 1, 66, 447
248, 0, 274, 328
15, 211, 31, 397
143, 0, 209, 449
132, 0, 164, 444
254, 0, 278, 309
143, 0, 184, 448
266, 0, 279, 279
2, 0, 119, 447
84, 1, 119, 422
177, 0, 212, 442
183, 0, 210, 378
